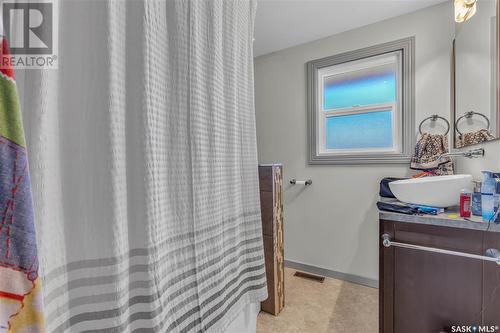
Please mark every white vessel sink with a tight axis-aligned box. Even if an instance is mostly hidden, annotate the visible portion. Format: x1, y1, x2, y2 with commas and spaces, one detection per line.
389, 174, 473, 208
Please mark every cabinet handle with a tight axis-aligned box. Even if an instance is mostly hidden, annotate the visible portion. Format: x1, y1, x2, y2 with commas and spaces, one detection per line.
381, 234, 500, 265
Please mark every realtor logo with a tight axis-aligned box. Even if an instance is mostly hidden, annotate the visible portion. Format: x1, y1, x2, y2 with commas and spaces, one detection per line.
3, 1, 52, 54
1, 0, 58, 68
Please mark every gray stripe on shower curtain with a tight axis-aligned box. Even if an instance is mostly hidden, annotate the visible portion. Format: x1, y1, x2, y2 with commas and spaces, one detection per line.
15, 0, 267, 332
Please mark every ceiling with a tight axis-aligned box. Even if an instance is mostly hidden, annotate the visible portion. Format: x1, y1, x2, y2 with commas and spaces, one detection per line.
254, 0, 448, 57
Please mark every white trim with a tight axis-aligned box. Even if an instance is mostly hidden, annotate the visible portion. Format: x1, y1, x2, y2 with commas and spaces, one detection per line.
323, 102, 394, 116
316, 51, 402, 156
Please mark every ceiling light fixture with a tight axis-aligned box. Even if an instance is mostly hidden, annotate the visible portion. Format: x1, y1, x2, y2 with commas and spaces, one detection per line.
455, 0, 478, 23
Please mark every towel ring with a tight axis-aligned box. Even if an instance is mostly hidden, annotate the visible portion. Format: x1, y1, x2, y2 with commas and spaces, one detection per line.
455, 111, 490, 136
418, 114, 450, 135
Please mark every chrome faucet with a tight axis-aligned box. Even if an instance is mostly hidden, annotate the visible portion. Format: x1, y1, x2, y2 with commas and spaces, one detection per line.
438, 148, 485, 160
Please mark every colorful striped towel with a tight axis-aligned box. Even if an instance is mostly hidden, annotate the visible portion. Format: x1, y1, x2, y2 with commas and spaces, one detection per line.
0, 38, 44, 332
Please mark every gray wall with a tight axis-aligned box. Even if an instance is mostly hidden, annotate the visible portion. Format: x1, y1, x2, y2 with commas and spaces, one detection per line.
254, 2, 455, 282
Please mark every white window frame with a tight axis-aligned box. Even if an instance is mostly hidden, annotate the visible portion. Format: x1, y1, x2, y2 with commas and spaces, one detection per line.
307, 37, 415, 165
317, 52, 402, 156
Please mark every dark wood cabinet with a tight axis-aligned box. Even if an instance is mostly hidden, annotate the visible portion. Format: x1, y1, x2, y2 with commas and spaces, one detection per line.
380, 219, 500, 333
483, 232, 500, 327
258, 164, 284, 315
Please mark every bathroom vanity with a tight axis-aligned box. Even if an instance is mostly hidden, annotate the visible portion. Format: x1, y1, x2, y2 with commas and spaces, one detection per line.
379, 211, 500, 333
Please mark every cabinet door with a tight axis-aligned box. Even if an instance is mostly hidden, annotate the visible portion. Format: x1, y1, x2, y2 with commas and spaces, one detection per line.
381, 221, 484, 333
482, 232, 500, 327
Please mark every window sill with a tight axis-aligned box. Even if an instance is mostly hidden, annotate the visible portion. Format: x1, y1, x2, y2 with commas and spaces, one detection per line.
308, 154, 411, 165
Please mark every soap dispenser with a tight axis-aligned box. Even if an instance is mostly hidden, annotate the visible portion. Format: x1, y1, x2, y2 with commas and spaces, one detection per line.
481, 171, 496, 222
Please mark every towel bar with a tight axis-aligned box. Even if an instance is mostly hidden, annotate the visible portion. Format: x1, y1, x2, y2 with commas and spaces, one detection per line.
290, 179, 312, 186
381, 234, 500, 265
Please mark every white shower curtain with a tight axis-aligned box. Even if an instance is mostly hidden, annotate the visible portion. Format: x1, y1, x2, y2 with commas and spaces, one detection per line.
16, 0, 267, 331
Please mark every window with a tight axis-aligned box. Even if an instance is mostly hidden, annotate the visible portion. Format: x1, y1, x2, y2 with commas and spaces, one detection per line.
307, 38, 415, 164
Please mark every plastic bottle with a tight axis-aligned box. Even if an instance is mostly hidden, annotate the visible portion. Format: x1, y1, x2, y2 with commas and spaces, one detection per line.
460, 189, 471, 218
481, 171, 496, 222
495, 178, 500, 223
472, 181, 482, 216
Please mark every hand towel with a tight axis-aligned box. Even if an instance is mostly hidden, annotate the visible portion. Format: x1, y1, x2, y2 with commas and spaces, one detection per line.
410, 132, 454, 175
0, 38, 44, 332
457, 128, 496, 148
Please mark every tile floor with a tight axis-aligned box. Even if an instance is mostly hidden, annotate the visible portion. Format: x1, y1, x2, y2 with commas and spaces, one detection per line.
256, 267, 378, 333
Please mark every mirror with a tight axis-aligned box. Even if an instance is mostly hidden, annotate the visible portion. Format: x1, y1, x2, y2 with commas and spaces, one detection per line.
453, 0, 499, 148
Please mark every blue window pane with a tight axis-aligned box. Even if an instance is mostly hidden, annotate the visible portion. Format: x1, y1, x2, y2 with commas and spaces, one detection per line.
324, 68, 396, 110
326, 111, 393, 149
